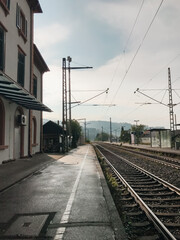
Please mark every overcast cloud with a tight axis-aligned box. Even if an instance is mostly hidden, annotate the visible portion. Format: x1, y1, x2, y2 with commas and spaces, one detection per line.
35, 0, 180, 128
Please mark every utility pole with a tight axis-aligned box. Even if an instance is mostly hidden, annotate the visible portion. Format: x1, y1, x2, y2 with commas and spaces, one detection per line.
101, 126, 103, 141
67, 56, 72, 147
168, 67, 175, 132
84, 119, 86, 142
62, 58, 68, 153
134, 120, 139, 126
110, 118, 112, 143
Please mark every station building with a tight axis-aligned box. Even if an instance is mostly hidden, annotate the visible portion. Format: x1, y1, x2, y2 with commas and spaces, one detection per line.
0, 0, 51, 163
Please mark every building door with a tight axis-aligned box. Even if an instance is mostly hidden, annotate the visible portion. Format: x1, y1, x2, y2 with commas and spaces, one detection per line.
14, 126, 21, 159
14, 108, 24, 159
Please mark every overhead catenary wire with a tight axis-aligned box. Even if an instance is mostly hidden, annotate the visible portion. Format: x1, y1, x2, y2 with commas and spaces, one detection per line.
106, 0, 146, 92
70, 88, 109, 110
72, 90, 105, 92
135, 88, 168, 107
110, 0, 165, 105
140, 53, 180, 89
124, 0, 145, 52
115, 55, 180, 121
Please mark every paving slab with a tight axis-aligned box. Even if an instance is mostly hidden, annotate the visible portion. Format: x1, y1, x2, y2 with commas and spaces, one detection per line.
48, 145, 127, 240
0, 145, 127, 240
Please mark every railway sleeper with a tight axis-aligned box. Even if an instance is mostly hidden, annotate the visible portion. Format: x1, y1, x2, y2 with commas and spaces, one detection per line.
148, 204, 180, 208
121, 203, 138, 208
134, 188, 168, 193
164, 222, 180, 227
120, 197, 134, 201
125, 211, 144, 216
127, 181, 158, 185
122, 175, 150, 179
155, 212, 180, 216
138, 235, 163, 240
143, 197, 180, 202
127, 178, 155, 182
130, 183, 162, 188
138, 191, 175, 197
131, 221, 150, 227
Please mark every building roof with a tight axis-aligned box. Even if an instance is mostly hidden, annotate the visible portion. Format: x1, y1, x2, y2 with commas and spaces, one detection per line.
149, 128, 170, 131
43, 121, 63, 134
34, 44, 49, 73
0, 72, 52, 112
27, 0, 42, 13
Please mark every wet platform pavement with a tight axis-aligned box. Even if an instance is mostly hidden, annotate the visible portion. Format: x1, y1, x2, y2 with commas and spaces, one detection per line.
0, 145, 127, 240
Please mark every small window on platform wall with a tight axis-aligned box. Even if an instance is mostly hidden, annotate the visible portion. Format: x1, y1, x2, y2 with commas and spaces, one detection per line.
0, 98, 5, 146
0, 0, 10, 15
0, 26, 5, 71
33, 75, 37, 98
17, 49, 25, 87
32, 117, 37, 144
16, 3, 27, 41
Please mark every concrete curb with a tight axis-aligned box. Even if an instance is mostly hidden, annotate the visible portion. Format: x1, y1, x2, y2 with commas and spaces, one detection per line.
93, 148, 128, 240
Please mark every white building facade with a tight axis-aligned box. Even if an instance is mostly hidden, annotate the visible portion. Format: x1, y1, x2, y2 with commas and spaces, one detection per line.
0, 0, 51, 163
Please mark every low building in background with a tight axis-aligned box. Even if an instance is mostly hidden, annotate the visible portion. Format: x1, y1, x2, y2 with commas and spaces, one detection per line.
141, 130, 151, 145
43, 121, 63, 153
150, 129, 171, 148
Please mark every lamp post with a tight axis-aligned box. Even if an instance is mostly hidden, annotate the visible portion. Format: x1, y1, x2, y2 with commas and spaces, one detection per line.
134, 120, 139, 126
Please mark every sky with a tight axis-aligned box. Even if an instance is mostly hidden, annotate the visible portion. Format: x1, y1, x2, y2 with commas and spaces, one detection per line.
34, 0, 180, 129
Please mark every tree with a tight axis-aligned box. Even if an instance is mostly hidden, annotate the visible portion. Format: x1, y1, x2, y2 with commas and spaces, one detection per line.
95, 132, 109, 141
68, 120, 82, 148
120, 126, 131, 143
131, 124, 147, 144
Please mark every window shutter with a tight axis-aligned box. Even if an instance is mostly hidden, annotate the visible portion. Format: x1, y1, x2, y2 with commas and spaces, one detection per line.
7, 0, 10, 10
25, 19, 27, 37
17, 52, 25, 87
33, 77, 37, 98
16, 3, 20, 29
0, 28, 4, 71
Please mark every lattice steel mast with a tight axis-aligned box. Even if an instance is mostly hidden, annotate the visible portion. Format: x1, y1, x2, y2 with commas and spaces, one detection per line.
168, 67, 174, 132
62, 58, 68, 152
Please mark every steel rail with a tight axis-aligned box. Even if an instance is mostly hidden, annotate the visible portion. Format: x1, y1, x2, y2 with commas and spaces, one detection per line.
95, 144, 178, 240
107, 143, 180, 170
98, 144, 180, 195
119, 145, 180, 170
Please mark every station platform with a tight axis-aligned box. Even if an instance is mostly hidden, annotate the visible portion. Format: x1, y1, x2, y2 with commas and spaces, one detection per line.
0, 144, 127, 240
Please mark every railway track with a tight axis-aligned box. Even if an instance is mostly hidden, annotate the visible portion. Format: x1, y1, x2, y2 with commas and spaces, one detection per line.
109, 143, 180, 170
94, 143, 180, 240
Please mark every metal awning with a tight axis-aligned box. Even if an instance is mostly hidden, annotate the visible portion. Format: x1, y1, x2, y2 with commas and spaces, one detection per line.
0, 73, 52, 112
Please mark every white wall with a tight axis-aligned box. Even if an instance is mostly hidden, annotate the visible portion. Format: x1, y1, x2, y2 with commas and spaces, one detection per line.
0, 0, 31, 91
0, 1, 45, 162
0, 97, 29, 163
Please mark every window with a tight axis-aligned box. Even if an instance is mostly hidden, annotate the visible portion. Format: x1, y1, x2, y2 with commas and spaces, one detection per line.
0, 98, 5, 146
33, 75, 37, 98
17, 49, 25, 87
0, 0, 10, 15
0, 26, 4, 71
16, 3, 27, 41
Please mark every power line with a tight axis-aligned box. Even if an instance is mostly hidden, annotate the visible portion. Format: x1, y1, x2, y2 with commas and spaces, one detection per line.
124, 0, 145, 52
72, 89, 105, 92
70, 88, 109, 109
110, 0, 165, 105
107, 0, 145, 92
135, 88, 168, 107
140, 53, 180, 89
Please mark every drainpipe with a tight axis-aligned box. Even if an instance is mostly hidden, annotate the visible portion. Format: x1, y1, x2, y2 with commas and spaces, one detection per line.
28, 8, 33, 157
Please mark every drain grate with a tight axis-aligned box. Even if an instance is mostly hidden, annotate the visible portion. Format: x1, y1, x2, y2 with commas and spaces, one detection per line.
1, 212, 56, 239
5, 215, 48, 236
